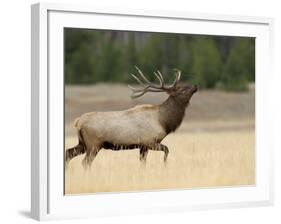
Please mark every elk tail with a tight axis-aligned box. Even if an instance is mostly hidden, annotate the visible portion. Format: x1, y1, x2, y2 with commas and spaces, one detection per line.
75, 117, 86, 151
74, 117, 81, 130
65, 118, 86, 167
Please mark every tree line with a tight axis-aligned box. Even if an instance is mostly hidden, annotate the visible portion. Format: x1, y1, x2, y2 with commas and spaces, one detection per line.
65, 28, 255, 91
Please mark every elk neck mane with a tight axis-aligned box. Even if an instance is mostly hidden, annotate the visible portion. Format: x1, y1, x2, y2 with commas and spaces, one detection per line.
158, 95, 189, 134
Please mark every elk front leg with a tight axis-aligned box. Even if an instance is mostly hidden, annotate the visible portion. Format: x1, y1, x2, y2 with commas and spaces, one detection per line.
150, 143, 169, 163
139, 146, 149, 164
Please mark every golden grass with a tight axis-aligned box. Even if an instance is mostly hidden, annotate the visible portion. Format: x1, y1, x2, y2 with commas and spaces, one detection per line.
64, 129, 255, 195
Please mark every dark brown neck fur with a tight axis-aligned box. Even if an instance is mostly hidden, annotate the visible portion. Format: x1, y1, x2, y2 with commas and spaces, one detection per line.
158, 96, 189, 134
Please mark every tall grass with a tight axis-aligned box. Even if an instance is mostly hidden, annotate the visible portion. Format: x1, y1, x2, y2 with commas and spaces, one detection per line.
65, 130, 254, 194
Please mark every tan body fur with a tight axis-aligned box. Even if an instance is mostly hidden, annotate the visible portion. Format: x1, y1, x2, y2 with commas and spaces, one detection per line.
76, 105, 166, 147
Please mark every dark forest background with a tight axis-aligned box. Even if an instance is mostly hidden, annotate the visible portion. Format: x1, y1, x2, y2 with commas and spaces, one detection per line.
64, 28, 255, 91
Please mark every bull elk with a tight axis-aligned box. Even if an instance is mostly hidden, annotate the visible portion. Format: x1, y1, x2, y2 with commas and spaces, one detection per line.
65, 67, 197, 169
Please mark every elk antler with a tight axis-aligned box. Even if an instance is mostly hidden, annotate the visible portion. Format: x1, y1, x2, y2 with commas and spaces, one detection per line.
128, 66, 181, 98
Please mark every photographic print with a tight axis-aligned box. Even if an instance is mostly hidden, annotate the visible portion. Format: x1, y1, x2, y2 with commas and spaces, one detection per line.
64, 28, 255, 195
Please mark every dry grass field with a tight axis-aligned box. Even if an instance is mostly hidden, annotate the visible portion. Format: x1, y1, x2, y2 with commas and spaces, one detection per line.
64, 84, 255, 195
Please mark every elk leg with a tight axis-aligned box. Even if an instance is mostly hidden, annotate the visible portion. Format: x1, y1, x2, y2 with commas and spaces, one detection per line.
162, 144, 169, 163
139, 146, 149, 163
82, 146, 100, 170
65, 143, 85, 165
150, 143, 169, 163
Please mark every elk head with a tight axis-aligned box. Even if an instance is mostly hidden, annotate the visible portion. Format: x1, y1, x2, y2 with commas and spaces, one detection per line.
128, 67, 198, 104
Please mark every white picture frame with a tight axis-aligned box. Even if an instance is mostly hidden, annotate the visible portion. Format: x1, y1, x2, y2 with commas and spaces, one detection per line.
31, 2, 274, 221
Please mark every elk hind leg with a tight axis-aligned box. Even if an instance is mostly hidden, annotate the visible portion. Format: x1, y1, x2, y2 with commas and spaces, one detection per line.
82, 146, 100, 170
65, 143, 85, 166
